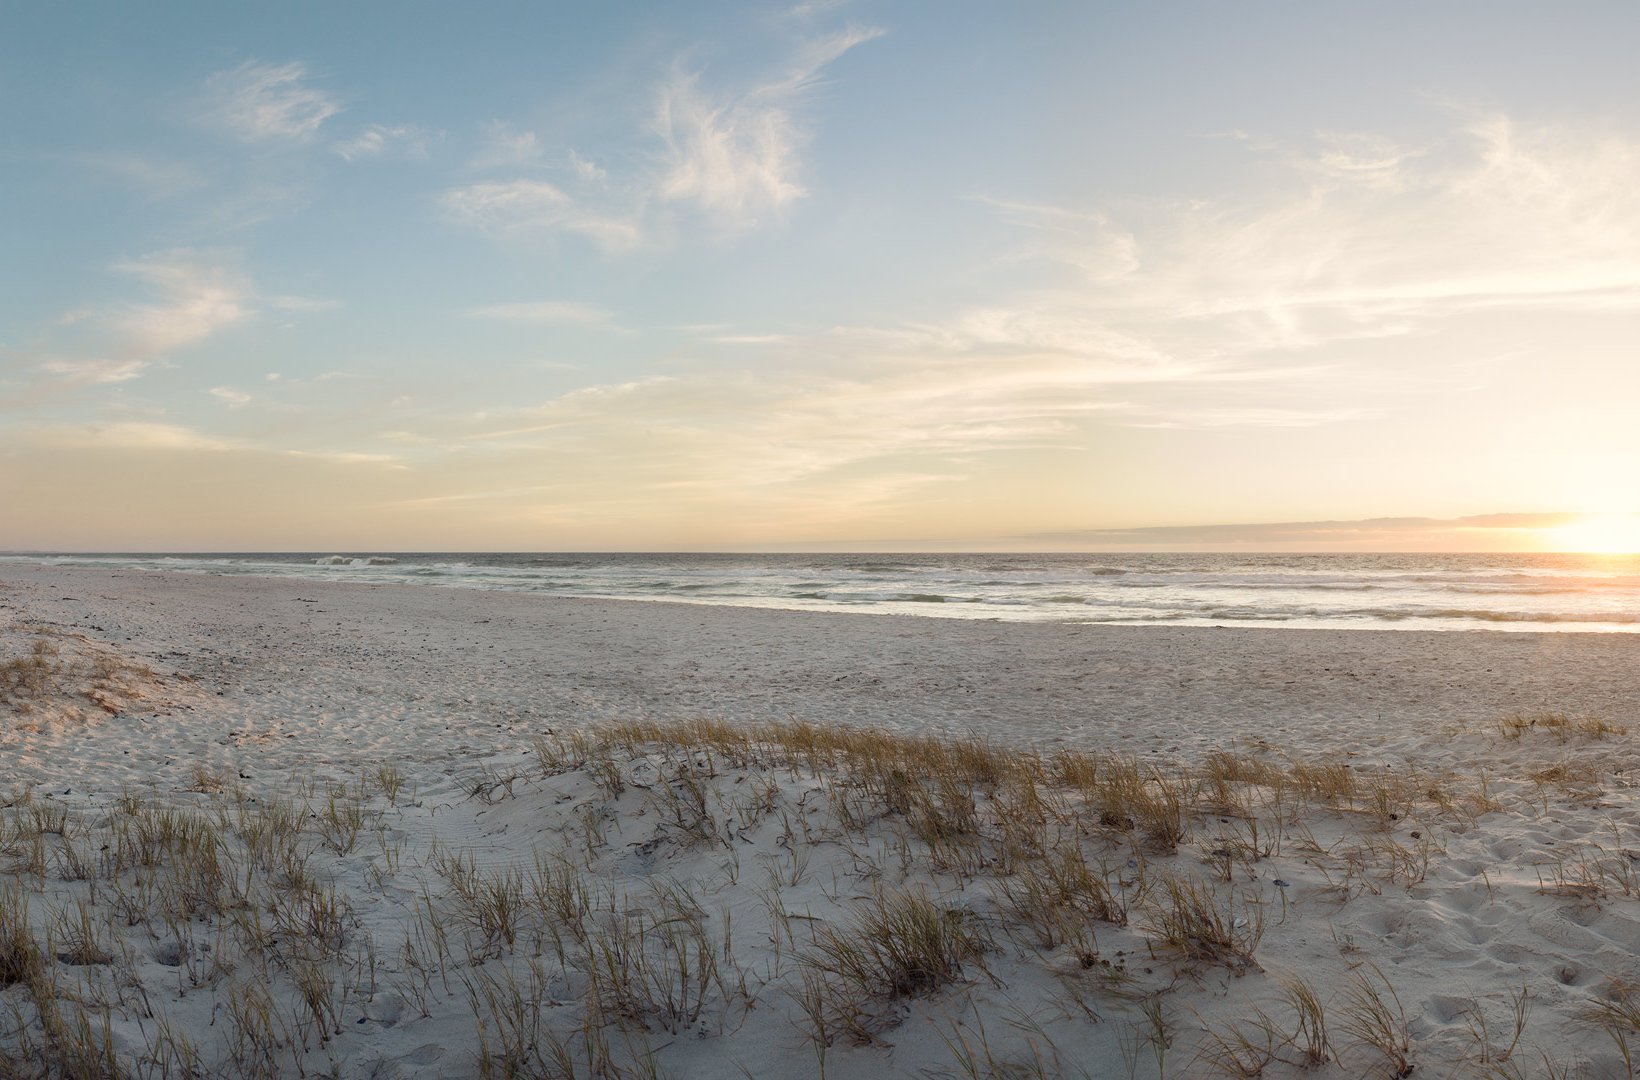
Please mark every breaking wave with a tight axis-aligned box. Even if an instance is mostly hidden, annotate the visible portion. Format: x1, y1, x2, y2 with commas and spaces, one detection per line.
8, 550, 1640, 633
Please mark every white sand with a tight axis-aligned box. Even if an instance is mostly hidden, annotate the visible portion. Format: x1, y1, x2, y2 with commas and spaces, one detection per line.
5, 562, 1640, 1077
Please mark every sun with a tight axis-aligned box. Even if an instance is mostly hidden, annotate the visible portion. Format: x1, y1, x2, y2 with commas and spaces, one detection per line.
1545, 513, 1640, 554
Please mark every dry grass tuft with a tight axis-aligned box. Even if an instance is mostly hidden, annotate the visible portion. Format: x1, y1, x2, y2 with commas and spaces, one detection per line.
1340, 966, 1413, 1078
1, 627, 163, 724
1499, 712, 1629, 741
1145, 876, 1263, 970
0, 714, 1627, 1077
0, 889, 46, 987
808, 887, 989, 1001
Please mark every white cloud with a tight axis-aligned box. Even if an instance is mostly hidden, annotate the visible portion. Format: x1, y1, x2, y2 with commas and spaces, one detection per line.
441, 179, 640, 251
464, 300, 618, 327
707, 333, 789, 345
979, 198, 1140, 282
443, 177, 567, 218
568, 150, 606, 183
448, 25, 880, 253
27, 422, 403, 469
471, 121, 545, 170
208, 386, 252, 407
393, 484, 560, 507
25, 250, 303, 382
112, 251, 251, 356
653, 72, 805, 219
900, 113, 1640, 433
39, 358, 149, 384
654, 25, 883, 223
1024, 513, 1576, 550
43, 422, 239, 452
282, 449, 406, 468
1120, 405, 1363, 429
1301, 132, 1418, 190
1056, 115, 1640, 338
786, 0, 852, 18
203, 61, 340, 142
438, 350, 1130, 492
332, 124, 432, 161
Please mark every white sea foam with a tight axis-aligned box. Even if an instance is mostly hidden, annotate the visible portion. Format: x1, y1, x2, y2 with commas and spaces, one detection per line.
6, 551, 1640, 631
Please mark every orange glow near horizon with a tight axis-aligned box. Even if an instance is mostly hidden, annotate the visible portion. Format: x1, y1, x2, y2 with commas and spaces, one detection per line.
1544, 513, 1640, 554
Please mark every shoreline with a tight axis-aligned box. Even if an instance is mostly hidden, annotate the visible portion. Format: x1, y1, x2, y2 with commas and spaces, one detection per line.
9, 550, 1640, 637
5, 561, 1640, 789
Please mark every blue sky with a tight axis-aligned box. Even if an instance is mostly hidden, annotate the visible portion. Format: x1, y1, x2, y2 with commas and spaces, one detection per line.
5, 2, 1640, 550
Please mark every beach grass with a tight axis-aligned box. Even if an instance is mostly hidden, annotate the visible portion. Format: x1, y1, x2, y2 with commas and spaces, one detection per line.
2, 712, 1639, 1076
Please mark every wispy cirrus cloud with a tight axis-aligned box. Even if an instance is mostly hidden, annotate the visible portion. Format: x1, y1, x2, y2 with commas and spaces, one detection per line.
568, 150, 607, 183
37, 358, 150, 384
411, 346, 1134, 494
203, 61, 341, 142
39, 421, 241, 453
208, 386, 252, 407
22, 420, 407, 472
1024, 513, 1579, 551
25, 251, 332, 395
1021, 114, 1640, 348
875, 112, 1640, 433
112, 250, 252, 356
332, 123, 433, 161
654, 25, 883, 223
365, 351, 1145, 536
392, 112, 1640, 539
282, 448, 407, 468
470, 121, 546, 170
706, 333, 790, 345
978, 199, 1140, 282
445, 23, 882, 251
440, 179, 641, 251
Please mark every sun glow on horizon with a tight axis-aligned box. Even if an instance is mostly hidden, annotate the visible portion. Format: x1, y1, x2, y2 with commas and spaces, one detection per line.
1544, 513, 1640, 554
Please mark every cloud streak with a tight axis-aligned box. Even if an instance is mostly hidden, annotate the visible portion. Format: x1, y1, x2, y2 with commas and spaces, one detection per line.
414, 349, 1134, 499
21, 250, 326, 398
331, 123, 432, 161
112, 251, 252, 356
38, 358, 150, 385
445, 22, 883, 251
1042, 116, 1640, 343
39, 421, 241, 453
203, 61, 340, 142
1023, 514, 1581, 551
654, 26, 883, 223
854, 112, 1640, 436
441, 179, 640, 251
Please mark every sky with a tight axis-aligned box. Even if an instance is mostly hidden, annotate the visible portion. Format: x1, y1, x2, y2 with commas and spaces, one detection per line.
5, 2, 1640, 552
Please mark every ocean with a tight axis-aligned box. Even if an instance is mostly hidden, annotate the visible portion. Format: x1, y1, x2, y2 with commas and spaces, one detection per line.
8, 551, 1640, 633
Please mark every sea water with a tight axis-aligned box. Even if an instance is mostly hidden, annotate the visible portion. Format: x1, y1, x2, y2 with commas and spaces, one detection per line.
9, 551, 1640, 633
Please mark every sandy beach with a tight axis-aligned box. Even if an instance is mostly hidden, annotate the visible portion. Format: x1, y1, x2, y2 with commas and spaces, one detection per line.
6, 562, 1640, 790
6, 562, 1640, 1077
